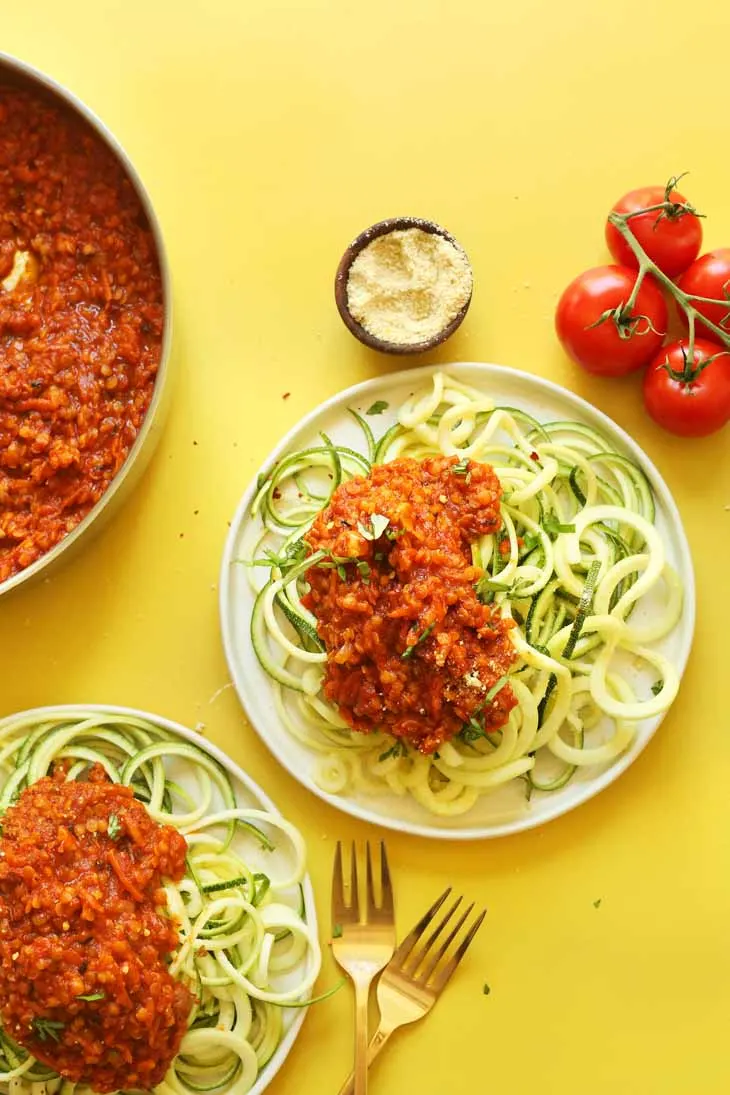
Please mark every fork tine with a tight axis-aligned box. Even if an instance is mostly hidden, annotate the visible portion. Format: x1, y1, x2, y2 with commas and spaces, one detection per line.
405, 895, 462, 974
391, 887, 451, 967
431, 908, 486, 993
350, 840, 360, 920
365, 841, 377, 918
379, 841, 394, 918
417, 901, 472, 982
331, 841, 346, 923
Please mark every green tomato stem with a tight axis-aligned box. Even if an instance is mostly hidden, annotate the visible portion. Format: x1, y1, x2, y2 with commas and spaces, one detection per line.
684, 292, 730, 309
686, 311, 696, 365
622, 203, 671, 221
607, 210, 730, 351
623, 263, 647, 313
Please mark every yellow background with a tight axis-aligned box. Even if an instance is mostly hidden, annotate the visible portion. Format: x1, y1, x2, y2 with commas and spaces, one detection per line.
1, 1, 729, 1092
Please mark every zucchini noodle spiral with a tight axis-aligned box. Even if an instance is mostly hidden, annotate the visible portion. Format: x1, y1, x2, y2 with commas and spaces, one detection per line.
244, 371, 683, 818
0, 709, 320, 1095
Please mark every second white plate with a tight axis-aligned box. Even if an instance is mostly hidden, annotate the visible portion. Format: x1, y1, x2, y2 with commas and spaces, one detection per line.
219, 363, 695, 840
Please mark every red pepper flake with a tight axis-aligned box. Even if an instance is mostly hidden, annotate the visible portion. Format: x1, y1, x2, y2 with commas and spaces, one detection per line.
530, 451, 540, 462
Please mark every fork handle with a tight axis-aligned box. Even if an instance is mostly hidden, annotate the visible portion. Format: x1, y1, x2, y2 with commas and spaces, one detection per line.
337, 1024, 393, 1095
353, 979, 370, 1095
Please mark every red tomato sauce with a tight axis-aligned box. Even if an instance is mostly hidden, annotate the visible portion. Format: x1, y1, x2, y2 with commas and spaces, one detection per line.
0, 86, 163, 584
303, 456, 518, 753
0, 768, 192, 1091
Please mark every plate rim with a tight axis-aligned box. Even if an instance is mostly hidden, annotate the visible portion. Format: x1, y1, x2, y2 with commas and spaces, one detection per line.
219, 361, 696, 841
0, 702, 318, 1095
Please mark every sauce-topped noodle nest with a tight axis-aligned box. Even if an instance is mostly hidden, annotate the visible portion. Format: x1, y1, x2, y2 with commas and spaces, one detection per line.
0, 711, 321, 1095
302, 455, 517, 754
245, 371, 683, 818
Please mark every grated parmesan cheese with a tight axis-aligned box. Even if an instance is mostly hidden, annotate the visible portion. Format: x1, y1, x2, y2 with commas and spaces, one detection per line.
346, 227, 472, 346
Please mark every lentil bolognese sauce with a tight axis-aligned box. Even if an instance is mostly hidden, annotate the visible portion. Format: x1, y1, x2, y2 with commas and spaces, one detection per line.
0, 767, 191, 1091
0, 85, 163, 584
302, 455, 518, 754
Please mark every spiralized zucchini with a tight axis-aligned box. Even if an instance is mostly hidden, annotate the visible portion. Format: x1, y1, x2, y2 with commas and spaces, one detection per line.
245, 371, 683, 817
0, 710, 321, 1095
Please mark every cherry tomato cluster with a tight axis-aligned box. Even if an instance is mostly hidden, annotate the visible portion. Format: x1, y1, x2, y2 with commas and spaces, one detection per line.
555, 179, 730, 438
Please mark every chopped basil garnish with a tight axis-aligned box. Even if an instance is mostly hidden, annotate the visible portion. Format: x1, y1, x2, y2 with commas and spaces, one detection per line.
355, 560, 371, 584
32, 1017, 65, 1043
378, 739, 408, 762
357, 513, 390, 540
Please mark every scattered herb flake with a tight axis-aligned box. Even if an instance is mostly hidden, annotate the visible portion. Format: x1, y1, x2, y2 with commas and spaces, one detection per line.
356, 560, 371, 584
77, 992, 105, 1002
357, 513, 390, 540
366, 400, 389, 416
31, 1017, 65, 1043
332, 924, 343, 939
651, 680, 663, 696
282, 392, 291, 400
107, 814, 122, 841
458, 718, 488, 744
483, 983, 491, 996
593, 898, 602, 909
452, 457, 470, 477
247, 539, 309, 571
378, 739, 408, 762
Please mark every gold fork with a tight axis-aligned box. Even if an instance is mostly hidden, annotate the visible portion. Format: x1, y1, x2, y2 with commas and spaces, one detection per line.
331, 841, 397, 1095
337, 887, 485, 1095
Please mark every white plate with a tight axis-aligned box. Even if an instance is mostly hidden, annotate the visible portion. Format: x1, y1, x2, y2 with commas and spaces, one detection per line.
219, 363, 695, 841
0, 703, 318, 1095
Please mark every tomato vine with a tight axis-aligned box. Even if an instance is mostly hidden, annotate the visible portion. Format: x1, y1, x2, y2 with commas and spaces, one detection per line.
607, 180, 730, 362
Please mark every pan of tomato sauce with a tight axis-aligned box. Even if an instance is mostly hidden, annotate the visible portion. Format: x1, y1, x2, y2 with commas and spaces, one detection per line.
0, 52, 172, 598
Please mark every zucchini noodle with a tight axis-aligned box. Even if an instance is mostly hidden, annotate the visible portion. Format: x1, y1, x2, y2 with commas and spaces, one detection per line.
0, 710, 321, 1095
244, 371, 683, 817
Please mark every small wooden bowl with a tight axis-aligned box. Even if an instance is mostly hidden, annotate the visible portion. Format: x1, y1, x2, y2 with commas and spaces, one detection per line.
334, 216, 473, 355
